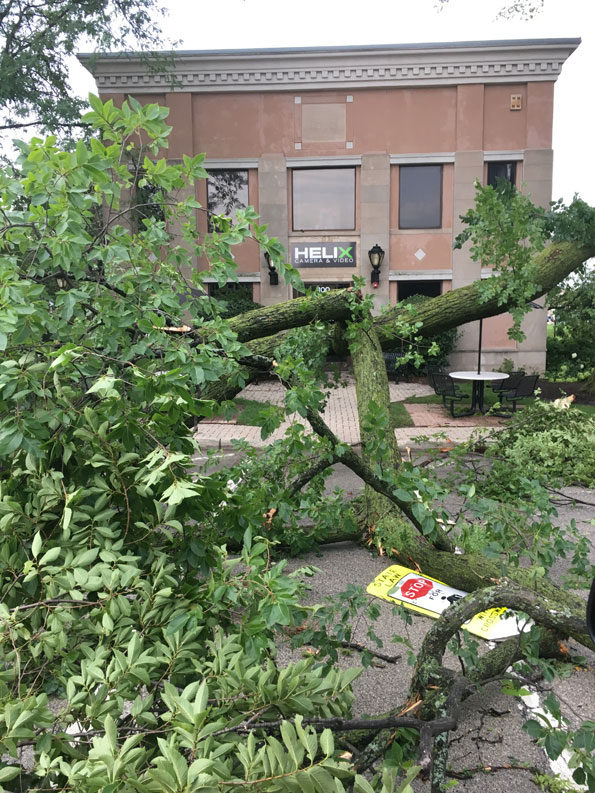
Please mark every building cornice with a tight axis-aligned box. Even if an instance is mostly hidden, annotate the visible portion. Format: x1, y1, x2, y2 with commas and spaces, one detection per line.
78, 38, 580, 94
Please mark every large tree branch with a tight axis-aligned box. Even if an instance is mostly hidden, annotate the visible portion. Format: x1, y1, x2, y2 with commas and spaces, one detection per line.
200, 240, 594, 405
375, 240, 595, 345
227, 287, 360, 343
294, 386, 453, 552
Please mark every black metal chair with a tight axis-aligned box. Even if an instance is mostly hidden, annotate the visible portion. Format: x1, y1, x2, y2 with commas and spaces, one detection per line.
499, 374, 539, 413
429, 372, 470, 417
490, 370, 525, 395
383, 351, 409, 382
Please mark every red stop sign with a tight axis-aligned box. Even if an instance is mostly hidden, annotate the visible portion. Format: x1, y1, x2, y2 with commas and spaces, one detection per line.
401, 577, 433, 600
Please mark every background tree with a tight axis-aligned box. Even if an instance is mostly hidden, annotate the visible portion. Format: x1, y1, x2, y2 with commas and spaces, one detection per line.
0, 0, 172, 135
547, 266, 595, 378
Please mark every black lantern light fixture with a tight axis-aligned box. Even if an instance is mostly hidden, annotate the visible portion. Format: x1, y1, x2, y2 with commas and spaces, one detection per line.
368, 243, 385, 288
264, 251, 279, 286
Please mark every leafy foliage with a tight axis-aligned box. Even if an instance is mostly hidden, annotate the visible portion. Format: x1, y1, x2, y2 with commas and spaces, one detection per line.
208, 284, 263, 319
485, 399, 595, 487
454, 179, 548, 340
547, 268, 595, 379
391, 293, 458, 371
454, 182, 595, 345
0, 96, 421, 792
524, 697, 595, 792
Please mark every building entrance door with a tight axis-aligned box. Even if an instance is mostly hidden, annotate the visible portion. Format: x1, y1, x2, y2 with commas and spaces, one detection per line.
292, 282, 352, 298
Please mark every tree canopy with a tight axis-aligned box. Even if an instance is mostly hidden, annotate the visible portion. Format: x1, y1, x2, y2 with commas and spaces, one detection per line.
0, 97, 594, 792
0, 0, 170, 134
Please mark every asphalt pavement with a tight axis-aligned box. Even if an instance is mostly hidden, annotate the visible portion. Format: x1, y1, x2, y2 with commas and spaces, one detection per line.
196, 377, 595, 792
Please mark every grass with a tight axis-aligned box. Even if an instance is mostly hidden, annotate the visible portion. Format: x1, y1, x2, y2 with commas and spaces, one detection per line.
211, 398, 284, 426
389, 401, 415, 428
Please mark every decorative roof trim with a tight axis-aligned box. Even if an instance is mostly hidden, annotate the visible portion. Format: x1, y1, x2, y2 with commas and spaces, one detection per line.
78, 38, 580, 94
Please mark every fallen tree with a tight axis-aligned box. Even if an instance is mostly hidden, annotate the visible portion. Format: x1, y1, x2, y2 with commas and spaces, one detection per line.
200, 237, 595, 403
0, 97, 593, 792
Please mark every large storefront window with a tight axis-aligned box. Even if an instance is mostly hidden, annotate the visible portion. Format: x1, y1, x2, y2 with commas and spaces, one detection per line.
207, 170, 249, 229
292, 168, 355, 231
399, 165, 442, 229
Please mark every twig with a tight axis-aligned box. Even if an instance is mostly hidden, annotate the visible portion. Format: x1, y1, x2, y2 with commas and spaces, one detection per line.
339, 640, 402, 664
446, 763, 539, 780
210, 713, 455, 739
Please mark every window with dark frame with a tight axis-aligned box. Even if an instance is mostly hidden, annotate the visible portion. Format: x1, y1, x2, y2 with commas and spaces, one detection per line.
292, 168, 355, 231
207, 170, 249, 231
207, 282, 252, 298
487, 161, 517, 188
399, 165, 442, 229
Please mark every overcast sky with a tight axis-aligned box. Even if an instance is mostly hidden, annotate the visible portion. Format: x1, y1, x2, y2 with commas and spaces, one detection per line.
71, 0, 594, 205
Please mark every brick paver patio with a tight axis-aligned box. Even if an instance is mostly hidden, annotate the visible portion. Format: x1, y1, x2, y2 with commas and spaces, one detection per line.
194, 376, 501, 450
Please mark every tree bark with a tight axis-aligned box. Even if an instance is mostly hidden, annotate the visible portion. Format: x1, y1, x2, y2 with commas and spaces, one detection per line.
229, 288, 358, 342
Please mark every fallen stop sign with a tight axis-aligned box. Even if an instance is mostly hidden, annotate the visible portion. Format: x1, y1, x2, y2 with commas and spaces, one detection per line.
400, 577, 434, 600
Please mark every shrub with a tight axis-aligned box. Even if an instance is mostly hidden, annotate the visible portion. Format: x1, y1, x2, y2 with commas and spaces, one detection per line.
486, 399, 595, 486
209, 283, 263, 318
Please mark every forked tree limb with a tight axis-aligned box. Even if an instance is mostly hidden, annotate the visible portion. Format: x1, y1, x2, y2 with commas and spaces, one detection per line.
411, 582, 591, 790
200, 240, 595, 404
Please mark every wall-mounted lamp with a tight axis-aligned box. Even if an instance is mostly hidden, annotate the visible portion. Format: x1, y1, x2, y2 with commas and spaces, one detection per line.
264, 251, 279, 286
368, 243, 385, 289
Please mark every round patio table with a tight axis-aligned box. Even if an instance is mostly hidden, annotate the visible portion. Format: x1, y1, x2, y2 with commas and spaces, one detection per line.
449, 371, 509, 415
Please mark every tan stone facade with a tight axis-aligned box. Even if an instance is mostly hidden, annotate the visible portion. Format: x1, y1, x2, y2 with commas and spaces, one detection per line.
79, 38, 580, 372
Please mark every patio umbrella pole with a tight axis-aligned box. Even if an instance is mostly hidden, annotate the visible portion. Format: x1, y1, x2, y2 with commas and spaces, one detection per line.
477, 318, 483, 374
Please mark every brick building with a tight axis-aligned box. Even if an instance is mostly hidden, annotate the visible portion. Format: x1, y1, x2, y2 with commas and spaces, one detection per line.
79, 38, 579, 371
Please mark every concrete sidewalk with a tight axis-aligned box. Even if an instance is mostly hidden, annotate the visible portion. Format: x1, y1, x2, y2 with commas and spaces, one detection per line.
195, 378, 497, 450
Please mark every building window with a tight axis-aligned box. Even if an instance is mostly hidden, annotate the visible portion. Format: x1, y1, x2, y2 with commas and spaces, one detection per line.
207, 170, 249, 229
397, 280, 442, 302
292, 168, 355, 231
487, 161, 517, 188
399, 165, 442, 229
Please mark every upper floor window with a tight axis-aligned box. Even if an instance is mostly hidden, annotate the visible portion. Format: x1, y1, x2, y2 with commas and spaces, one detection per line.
399, 165, 442, 229
292, 168, 355, 231
207, 170, 249, 229
487, 161, 517, 189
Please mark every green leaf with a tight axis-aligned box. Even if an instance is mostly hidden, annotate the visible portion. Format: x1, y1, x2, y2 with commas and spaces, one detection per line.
39, 547, 61, 565
0, 766, 21, 783
544, 730, 567, 761
393, 488, 413, 503
524, 719, 546, 739
319, 728, 334, 757
395, 765, 421, 793
32, 532, 42, 559
87, 375, 118, 395
353, 775, 375, 793
166, 614, 190, 635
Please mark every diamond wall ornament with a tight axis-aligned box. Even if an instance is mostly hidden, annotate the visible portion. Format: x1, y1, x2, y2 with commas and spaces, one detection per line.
414, 248, 426, 261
